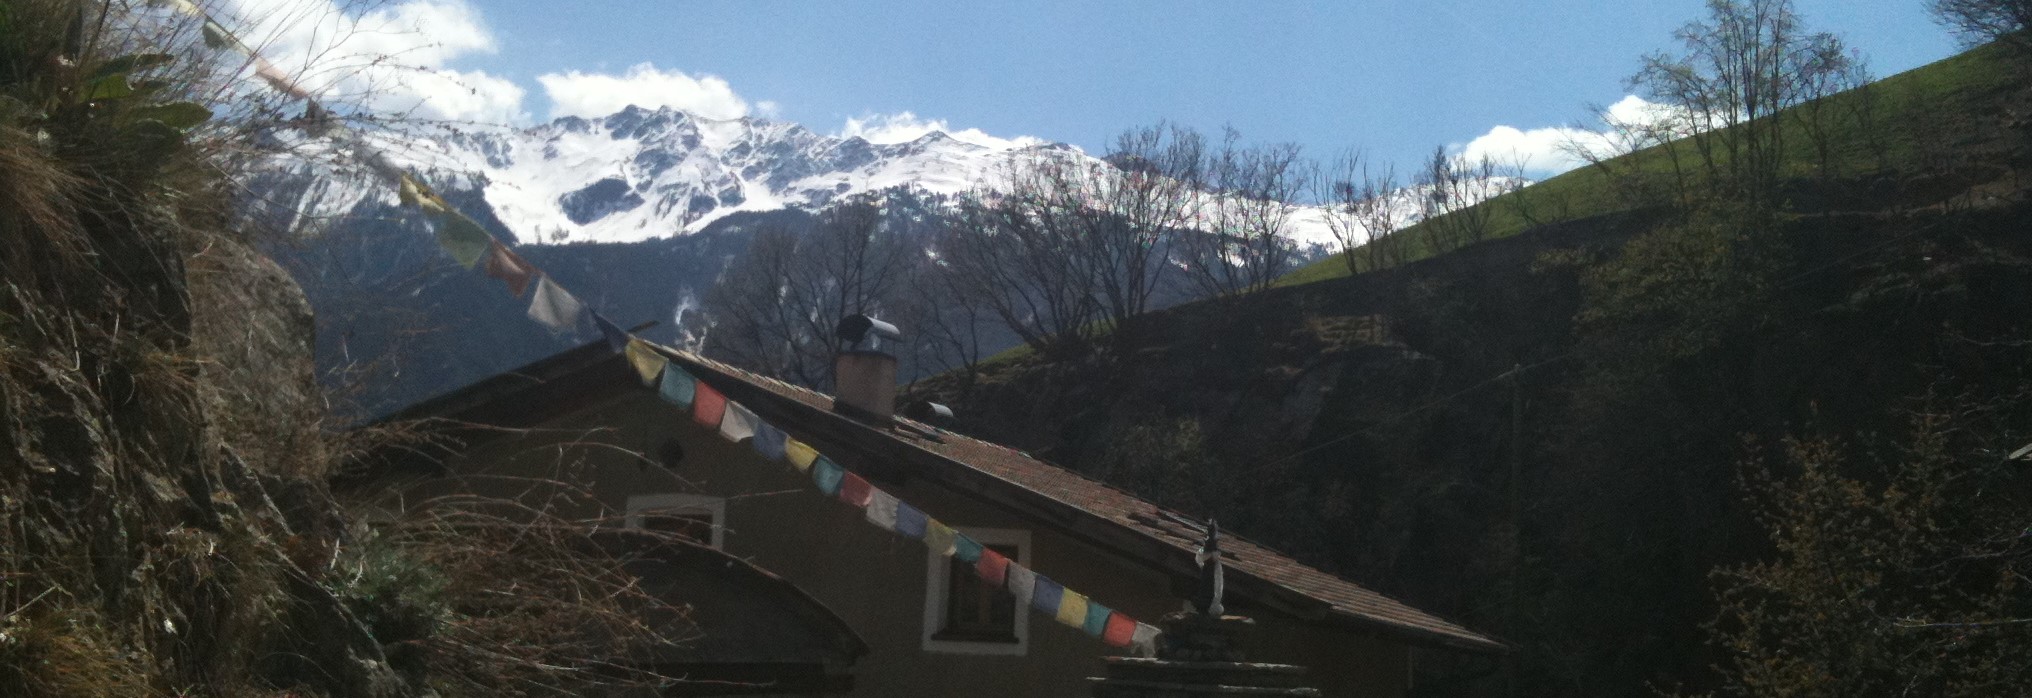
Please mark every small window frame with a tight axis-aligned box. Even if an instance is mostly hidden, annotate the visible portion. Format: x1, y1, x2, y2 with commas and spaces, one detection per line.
624, 493, 727, 549
921, 527, 1031, 656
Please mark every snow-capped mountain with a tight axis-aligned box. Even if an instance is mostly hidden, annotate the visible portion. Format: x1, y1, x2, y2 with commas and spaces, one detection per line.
262, 105, 1525, 253
272, 106, 1083, 245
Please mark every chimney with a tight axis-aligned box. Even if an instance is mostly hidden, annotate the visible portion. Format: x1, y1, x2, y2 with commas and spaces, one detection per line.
833, 350, 898, 421
833, 314, 902, 422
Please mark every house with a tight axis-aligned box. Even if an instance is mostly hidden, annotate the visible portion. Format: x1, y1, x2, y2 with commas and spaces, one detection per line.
351, 334, 1503, 697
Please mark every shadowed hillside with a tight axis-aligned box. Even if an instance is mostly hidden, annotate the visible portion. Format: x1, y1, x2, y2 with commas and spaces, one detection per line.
909, 40, 2032, 695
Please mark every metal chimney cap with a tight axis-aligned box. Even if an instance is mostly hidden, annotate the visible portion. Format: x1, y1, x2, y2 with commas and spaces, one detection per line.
835, 314, 901, 345
903, 400, 954, 423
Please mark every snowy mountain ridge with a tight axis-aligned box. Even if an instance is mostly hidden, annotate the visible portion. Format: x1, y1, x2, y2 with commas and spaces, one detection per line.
264, 106, 1520, 250
271, 106, 1082, 245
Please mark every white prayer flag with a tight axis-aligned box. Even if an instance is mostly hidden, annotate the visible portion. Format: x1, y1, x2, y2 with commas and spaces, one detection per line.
1130, 623, 1163, 658
864, 489, 899, 531
527, 276, 586, 333
719, 402, 758, 443
1006, 563, 1037, 608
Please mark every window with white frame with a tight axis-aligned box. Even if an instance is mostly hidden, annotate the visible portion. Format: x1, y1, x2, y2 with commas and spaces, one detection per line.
624, 493, 726, 549
922, 527, 1030, 655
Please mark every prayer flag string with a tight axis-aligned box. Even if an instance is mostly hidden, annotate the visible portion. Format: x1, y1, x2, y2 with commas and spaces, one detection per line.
166, 0, 1162, 657
641, 354, 1162, 656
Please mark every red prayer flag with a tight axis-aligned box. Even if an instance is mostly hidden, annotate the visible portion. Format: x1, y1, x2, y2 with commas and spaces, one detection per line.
976, 548, 1010, 586
838, 471, 873, 508
483, 240, 537, 297
1102, 612, 1137, 648
692, 382, 727, 428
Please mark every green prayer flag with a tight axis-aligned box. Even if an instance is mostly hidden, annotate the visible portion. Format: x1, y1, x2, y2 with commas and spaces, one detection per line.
954, 535, 984, 564
434, 213, 491, 268
201, 20, 232, 50
1083, 600, 1112, 637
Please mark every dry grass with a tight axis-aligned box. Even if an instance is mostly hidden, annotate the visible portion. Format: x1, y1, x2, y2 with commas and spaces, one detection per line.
0, 2, 711, 696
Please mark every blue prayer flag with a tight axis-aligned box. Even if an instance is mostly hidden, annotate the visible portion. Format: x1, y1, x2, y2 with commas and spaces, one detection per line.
1031, 576, 1065, 615
593, 312, 628, 353
894, 502, 928, 540
752, 422, 787, 461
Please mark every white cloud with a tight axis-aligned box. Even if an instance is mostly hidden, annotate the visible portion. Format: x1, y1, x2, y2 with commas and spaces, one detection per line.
838, 112, 1044, 150
221, 0, 526, 123
1457, 95, 1694, 176
536, 64, 750, 120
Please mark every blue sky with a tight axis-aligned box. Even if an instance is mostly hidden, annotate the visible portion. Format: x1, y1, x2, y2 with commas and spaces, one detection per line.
244, 0, 1959, 175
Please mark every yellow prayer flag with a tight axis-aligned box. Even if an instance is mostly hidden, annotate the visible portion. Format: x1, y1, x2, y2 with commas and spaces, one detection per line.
398, 173, 424, 207
924, 521, 957, 556
625, 339, 665, 386
1056, 590, 1089, 629
785, 438, 819, 472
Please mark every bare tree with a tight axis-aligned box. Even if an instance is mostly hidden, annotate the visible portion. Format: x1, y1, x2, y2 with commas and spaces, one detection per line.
705, 192, 921, 389
1416, 146, 1516, 253
1181, 128, 1305, 297
892, 242, 998, 390
1315, 151, 1414, 274
940, 154, 1106, 356
1630, 0, 1858, 212
1930, 0, 2032, 55
1094, 123, 1203, 324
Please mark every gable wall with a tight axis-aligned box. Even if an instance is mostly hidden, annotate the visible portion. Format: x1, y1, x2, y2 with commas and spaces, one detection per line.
390, 389, 1411, 697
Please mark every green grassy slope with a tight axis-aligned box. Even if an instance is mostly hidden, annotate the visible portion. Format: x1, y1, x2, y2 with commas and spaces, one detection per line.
1280, 43, 2018, 287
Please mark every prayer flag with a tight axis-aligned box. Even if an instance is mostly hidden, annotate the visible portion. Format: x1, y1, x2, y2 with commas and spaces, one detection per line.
398, 173, 425, 207
1083, 600, 1112, 637
1056, 590, 1090, 629
1030, 575, 1064, 616
156, 0, 203, 16
1006, 563, 1038, 608
953, 535, 984, 564
528, 276, 587, 333
894, 502, 928, 540
720, 402, 759, 443
1130, 623, 1163, 658
692, 381, 727, 428
482, 241, 536, 297
251, 58, 311, 100
838, 471, 873, 507
975, 548, 1010, 586
752, 422, 787, 461
785, 438, 819, 472
433, 213, 491, 268
625, 339, 664, 386
359, 148, 406, 184
201, 20, 232, 49
659, 365, 696, 408
924, 521, 957, 557
864, 489, 899, 530
1102, 613, 1138, 648
812, 457, 844, 496
595, 312, 630, 353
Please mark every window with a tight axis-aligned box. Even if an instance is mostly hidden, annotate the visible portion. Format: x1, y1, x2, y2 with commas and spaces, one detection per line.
624, 494, 726, 549
922, 527, 1030, 655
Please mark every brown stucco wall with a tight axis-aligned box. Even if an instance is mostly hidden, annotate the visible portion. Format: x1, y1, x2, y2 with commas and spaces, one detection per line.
388, 389, 1411, 698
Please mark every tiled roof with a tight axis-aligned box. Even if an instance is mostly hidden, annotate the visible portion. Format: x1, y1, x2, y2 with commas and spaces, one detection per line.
652, 346, 1504, 654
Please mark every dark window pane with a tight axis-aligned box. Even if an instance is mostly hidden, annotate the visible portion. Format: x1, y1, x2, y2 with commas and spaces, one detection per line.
937, 543, 1019, 642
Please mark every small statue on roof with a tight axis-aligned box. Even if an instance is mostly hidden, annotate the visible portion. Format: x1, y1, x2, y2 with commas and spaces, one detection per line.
1193, 519, 1224, 617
